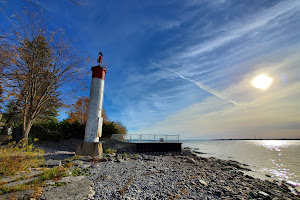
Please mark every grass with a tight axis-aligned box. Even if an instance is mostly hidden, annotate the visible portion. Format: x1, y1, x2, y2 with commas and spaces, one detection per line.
104, 148, 117, 154
0, 139, 71, 196
0, 167, 68, 195
0, 139, 93, 197
64, 155, 82, 163
38, 167, 68, 182
71, 167, 89, 176
0, 138, 45, 178
123, 153, 130, 158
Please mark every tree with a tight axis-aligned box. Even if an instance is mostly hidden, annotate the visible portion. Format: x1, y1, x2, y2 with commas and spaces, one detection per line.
114, 121, 127, 135
102, 121, 127, 138
67, 97, 89, 124
67, 97, 127, 138
67, 96, 108, 124
2, 9, 87, 139
0, 39, 15, 111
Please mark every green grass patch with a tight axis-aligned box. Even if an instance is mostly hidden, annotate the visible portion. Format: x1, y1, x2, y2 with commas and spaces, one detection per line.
39, 167, 68, 182
71, 167, 89, 176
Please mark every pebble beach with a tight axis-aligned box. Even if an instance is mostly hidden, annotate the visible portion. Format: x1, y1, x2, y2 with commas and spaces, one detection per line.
86, 153, 299, 200
32, 140, 299, 200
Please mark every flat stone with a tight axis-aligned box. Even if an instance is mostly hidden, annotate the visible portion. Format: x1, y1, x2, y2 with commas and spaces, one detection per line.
57, 175, 85, 183
38, 178, 95, 200
72, 160, 84, 166
185, 158, 197, 164
3, 177, 39, 187
258, 191, 270, 197
46, 159, 62, 167
82, 164, 92, 169
198, 179, 208, 187
0, 189, 35, 200
45, 180, 56, 186
0, 170, 43, 185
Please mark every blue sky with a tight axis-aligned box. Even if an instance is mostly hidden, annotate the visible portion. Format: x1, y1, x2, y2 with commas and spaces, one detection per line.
1, 0, 300, 139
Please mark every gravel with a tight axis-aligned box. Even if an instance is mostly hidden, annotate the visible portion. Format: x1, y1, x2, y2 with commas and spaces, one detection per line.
86, 154, 299, 200
35, 141, 299, 199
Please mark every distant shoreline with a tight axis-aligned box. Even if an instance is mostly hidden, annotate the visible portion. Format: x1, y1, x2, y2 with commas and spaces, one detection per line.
213, 138, 300, 141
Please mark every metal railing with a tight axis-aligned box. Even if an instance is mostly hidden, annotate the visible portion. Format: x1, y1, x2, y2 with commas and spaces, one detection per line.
111, 134, 180, 143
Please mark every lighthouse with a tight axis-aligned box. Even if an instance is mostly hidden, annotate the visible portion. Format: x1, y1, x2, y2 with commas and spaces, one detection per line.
76, 52, 108, 156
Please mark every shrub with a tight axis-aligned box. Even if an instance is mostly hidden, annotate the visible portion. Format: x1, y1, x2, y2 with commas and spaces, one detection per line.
29, 120, 85, 141
0, 139, 45, 177
59, 120, 85, 140
30, 121, 62, 141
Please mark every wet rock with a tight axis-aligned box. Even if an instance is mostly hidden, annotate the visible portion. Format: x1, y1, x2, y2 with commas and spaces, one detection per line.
265, 174, 272, 178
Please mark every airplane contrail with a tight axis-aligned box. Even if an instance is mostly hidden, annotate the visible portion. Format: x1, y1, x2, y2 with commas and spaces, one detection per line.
164, 67, 239, 106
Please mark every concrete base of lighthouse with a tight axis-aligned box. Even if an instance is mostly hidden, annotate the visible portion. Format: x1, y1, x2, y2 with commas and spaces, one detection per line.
75, 142, 103, 156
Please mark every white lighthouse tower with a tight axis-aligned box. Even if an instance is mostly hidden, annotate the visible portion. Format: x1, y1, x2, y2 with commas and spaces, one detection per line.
76, 52, 108, 156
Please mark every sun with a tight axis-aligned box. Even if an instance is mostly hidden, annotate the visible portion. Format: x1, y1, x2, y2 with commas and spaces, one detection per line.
251, 74, 272, 90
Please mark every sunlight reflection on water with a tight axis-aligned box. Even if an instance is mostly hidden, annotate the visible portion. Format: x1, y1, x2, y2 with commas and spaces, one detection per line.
250, 140, 299, 186
182, 140, 300, 187
255, 140, 293, 151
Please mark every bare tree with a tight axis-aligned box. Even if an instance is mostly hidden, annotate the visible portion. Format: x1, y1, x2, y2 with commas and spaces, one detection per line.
3, 9, 88, 139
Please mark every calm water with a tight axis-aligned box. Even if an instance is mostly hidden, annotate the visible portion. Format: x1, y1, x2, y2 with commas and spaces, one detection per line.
182, 140, 300, 188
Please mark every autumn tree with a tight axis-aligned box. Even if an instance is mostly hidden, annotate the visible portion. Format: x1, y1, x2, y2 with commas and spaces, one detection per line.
67, 96, 127, 138
67, 96, 108, 124
67, 97, 89, 124
2, 9, 87, 139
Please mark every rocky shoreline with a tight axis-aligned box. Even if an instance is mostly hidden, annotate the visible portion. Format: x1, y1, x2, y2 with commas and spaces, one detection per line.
85, 151, 299, 200
1, 141, 299, 200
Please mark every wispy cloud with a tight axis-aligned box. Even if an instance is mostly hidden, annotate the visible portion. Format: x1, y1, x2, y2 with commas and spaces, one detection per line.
179, 1, 300, 59
163, 67, 239, 106
111, 1, 300, 138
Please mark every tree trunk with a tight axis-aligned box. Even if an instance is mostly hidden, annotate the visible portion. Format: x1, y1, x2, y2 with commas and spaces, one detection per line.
22, 118, 33, 140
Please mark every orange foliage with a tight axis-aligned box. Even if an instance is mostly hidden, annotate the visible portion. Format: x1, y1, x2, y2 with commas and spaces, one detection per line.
67, 97, 108, 124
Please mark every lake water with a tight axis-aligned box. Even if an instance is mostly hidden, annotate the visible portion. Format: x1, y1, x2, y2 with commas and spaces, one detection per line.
182, 140, 300, 190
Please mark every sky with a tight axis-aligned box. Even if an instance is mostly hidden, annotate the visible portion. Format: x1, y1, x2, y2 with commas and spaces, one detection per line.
1, 0, 300, 139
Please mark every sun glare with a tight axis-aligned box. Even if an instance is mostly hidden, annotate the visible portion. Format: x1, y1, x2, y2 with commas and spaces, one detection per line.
251, 74, 272, 90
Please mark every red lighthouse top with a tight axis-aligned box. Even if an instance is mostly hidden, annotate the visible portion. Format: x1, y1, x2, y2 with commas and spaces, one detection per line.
92, 51, 108, 80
